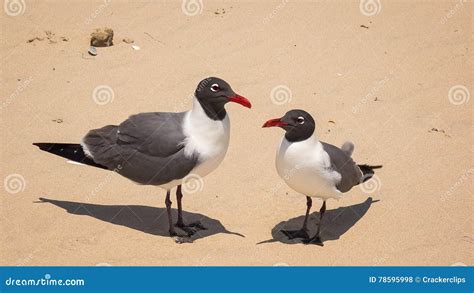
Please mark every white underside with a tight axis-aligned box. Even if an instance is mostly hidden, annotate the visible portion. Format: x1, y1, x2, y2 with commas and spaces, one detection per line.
159, 98, 230, 190
276, 135, 343, 200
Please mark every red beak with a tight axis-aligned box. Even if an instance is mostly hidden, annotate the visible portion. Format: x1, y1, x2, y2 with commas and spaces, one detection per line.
262, 117, 288, 128
228, 94, 252, 109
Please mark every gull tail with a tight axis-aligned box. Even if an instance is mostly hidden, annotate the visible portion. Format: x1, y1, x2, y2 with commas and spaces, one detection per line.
341, 141, 355, 157
358, 164, 383, 182
33, 143, 108, 170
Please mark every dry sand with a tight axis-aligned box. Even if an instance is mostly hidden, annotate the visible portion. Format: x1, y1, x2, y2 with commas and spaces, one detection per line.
1, 1, 472, 266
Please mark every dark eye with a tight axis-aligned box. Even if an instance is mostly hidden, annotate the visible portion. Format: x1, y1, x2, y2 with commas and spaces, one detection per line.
296, 116, 305, 124
210, 84, 220, 92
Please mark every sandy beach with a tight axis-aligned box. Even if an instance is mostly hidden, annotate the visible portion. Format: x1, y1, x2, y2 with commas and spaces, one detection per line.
1, 0, 472, 266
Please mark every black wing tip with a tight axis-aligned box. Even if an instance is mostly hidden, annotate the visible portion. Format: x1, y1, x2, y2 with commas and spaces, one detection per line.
359, 164, 383, 169
33, 143, 56, 152
33, 142, 77, 146
33, 142, 79, 150
32, 142, 109, 170
358, 164, 383, 183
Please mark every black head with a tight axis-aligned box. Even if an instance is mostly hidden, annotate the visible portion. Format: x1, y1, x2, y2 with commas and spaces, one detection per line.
194, 77, 251, 120
262, 109, 315, 142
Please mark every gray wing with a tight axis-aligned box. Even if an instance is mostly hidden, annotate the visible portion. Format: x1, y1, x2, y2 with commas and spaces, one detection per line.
81, 112, 198, 185
117, 112, 187, 157
321, 142, 363, 193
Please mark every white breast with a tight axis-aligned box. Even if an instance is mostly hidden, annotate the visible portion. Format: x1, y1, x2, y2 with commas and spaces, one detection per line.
275, 135, 342, 200
182, 99, 230, 178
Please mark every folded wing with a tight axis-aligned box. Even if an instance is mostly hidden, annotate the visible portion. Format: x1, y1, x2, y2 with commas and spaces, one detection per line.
321, 142, 363, 193
82, 112, 198, 185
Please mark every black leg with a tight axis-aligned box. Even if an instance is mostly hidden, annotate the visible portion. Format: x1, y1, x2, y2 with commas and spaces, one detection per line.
165, 190, 176, 236
176, 185, 184, 227
282, 196, 312, 240
302, 196, 312, 231
303, 200, 326, 246
174, 185, 206, 236
315, 200, 326, 236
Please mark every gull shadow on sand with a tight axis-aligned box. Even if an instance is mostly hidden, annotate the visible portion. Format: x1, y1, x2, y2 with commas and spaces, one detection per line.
258, 197, 377, 245
37, 198, 244, 242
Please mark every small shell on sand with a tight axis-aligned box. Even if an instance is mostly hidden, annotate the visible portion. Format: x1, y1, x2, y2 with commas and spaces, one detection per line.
131, 45, 140, 50
90, 28, 114, 47
88, 46, 97, 56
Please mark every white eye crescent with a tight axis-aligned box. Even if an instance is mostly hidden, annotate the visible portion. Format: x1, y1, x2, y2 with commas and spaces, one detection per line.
210, 84, 220, 92
296, 116, 305, 124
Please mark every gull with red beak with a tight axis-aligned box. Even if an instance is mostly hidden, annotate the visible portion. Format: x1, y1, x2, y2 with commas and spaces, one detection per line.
34, 77, 251, 242
263, 109, 381, 246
